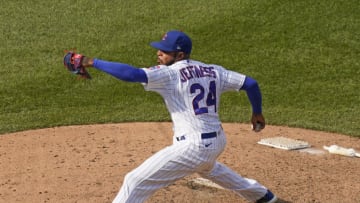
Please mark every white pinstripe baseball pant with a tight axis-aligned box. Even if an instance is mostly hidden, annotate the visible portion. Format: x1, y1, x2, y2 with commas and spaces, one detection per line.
112, 130, 268, 203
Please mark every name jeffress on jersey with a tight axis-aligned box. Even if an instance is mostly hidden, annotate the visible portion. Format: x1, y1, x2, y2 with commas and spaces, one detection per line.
179, 65, 217, 82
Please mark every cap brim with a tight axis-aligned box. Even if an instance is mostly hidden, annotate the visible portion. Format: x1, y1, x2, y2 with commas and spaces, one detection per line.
150, 41, 175, 52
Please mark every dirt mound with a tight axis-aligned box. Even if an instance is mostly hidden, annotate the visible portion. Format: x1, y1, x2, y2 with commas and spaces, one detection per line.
1, 122, 359, 203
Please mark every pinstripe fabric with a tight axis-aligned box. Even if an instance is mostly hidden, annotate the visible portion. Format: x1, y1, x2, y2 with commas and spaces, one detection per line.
142, 60, 246, 137
112, 60, 268, 203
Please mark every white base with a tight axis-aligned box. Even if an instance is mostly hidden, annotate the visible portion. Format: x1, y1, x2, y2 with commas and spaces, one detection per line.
258, 136, 311, 150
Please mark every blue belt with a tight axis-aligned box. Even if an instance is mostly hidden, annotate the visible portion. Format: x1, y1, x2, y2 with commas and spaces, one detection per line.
201, 132, 217, 139
176, 131, 217, 141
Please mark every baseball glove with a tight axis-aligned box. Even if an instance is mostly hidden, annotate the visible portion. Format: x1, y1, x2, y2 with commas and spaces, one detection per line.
63, 51, 91, 79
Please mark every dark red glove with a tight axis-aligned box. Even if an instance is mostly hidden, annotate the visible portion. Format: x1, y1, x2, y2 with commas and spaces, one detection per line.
63, 51, 91, 79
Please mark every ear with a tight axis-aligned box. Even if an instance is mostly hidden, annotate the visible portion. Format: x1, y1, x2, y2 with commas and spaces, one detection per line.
176, 52, 186, 60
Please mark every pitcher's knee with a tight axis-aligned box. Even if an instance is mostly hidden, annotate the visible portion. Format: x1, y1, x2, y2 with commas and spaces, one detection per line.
122, 171, 141, 190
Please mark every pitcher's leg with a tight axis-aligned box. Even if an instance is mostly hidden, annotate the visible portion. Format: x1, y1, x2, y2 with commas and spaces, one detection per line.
199, 162, 270, 202
112, 144, 195, 203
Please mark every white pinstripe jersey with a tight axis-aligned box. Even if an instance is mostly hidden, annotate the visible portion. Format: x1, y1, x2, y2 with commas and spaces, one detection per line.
142, 59, 246, 137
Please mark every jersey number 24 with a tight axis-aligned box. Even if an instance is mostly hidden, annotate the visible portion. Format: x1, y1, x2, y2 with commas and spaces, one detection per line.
190, 81, 217, 115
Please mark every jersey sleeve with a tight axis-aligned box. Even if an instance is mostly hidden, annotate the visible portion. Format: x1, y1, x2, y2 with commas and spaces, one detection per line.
141, 65, 177, 92
219, 67, 246, 92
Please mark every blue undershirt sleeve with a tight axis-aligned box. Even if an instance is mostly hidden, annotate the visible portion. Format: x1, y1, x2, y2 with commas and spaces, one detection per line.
240, 76, 262, 114
93, 59, 148, 83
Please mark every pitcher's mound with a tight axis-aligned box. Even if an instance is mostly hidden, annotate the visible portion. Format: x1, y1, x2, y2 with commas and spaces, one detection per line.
0, 122, 359, 202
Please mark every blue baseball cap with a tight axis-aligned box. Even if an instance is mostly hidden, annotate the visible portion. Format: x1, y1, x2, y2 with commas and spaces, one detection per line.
150, 30, 192, 54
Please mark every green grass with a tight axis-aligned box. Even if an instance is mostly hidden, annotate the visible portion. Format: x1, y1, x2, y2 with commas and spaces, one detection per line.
0, 0, 359, 136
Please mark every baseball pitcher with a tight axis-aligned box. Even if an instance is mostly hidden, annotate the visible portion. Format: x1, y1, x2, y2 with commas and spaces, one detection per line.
63, 30, 278, 203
